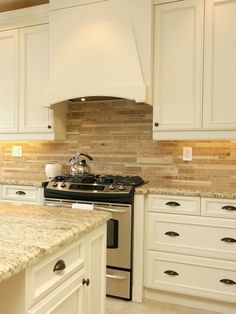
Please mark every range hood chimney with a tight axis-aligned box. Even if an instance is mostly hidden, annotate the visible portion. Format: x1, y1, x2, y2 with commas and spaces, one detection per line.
47, 0, 151, 105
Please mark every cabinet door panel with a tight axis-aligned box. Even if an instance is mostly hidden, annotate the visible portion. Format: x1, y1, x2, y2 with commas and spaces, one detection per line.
153, 0, 204, 131
203, 0, 236, 129
19, 24, 51, 133
28, 271, 85, 314
0, 29, 19, 132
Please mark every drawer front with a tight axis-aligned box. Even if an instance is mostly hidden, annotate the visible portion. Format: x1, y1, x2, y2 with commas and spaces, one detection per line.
146, 213, 236, 260
147, 194, 200, 215
26, 239, 85, 308
145, 251, 236, 303
202, 197, 236, 219
3, 185, 39, 203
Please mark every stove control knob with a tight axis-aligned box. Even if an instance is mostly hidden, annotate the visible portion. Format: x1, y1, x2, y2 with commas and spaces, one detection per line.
118, 185, 125, 191
52, 182, 58, 187
60, 183, 66, 188
109, 184, 115, 190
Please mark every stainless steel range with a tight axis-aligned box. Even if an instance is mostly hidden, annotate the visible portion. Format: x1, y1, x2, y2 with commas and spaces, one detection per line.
43, 174, 144, 300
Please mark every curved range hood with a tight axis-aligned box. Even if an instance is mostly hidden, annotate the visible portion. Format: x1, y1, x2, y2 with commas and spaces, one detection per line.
47, 0, 151, 105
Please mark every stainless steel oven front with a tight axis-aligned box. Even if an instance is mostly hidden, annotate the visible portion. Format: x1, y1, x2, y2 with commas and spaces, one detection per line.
44, 198, 133, 300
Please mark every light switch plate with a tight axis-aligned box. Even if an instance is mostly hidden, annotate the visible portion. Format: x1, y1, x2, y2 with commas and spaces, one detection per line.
12, 146, 23, 157
183, 147, 192, 161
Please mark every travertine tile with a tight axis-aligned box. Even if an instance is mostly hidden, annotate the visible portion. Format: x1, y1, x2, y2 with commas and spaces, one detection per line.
0, 100, 235, 191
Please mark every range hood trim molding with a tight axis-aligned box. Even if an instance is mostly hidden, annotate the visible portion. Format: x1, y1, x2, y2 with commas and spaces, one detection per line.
46, 84, 147, 105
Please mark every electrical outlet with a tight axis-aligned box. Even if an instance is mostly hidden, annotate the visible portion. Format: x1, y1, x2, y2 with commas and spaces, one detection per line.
183, 147, 192, 161
12, 146, 23, 157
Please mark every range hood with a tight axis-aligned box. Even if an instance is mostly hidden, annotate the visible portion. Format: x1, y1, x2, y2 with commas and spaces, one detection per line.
47, 0, 151, 105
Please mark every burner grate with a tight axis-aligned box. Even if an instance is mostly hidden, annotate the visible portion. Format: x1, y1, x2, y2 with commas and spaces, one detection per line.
52, 174, 144, 186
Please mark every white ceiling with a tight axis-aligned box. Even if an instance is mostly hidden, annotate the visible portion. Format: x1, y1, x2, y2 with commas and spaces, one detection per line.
0, 0, 48, 12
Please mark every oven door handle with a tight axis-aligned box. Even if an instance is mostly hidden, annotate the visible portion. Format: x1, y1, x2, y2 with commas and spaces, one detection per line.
94, 206, 128, 213
45, 202, 72, 208
106, 274, 126, 280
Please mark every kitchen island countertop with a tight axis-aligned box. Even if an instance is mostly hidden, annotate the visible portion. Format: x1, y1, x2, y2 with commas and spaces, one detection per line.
0, 202, 111, 283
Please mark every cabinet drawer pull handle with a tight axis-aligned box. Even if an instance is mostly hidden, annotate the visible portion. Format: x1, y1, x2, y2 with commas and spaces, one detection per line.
53, 259, 66, 272
220, 279, 236, 285
221, 237, 236, 243
82, 278, 90, 286
222, 205, 236, 211
165, 201, 180, 207
164, 270, 179, 276
16, 190, 26, 195
154, 122, 159, 127
165, 231, 180, 237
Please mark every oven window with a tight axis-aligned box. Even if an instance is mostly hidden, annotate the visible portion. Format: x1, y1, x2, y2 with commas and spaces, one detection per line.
107, 219, 118, 249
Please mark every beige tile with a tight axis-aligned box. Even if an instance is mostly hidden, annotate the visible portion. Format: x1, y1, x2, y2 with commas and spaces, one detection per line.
106, 298, 219, 314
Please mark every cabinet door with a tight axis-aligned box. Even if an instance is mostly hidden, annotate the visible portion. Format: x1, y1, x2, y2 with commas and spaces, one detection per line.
19, 24, 51, 133
153, 0, 204, 131
85, 225, 106, 314
28, 270, 85, 314
203, 0, 236, 130
0, 29, 19, 133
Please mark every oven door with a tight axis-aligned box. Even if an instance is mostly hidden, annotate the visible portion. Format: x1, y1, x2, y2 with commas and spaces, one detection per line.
94, 203, 132, 270
44, 198, 132, 270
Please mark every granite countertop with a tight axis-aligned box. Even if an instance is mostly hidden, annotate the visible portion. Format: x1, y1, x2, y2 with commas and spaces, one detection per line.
0, 202, 111, 283
0, 179, 44, 187
1, 178, 236, 199
136, 182, 236, 199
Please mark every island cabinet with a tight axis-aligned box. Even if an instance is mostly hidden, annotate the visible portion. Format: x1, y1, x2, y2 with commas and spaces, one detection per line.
0, 224, 106, 314
144, 194, 236, 313
153, 0, 236, 140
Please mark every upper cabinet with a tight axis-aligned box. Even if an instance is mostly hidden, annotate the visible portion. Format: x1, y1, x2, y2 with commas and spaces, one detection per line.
0, 5, 68, 141
0, 29, 19, 133
19, 24, 51, 134
153, 0, 236, 140
203, 0, 236, 130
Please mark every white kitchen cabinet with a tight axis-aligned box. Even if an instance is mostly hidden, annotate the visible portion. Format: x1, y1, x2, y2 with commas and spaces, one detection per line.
203, 0, 236, 130
145, 251, 236, 304
19, 24, 51, 133
144, 194, 236, 311
28, 270, 85, 314
84, 223, 106, 314
153, 0, 236, 140
2, 184, 43, 204
0, 5, 68, 140
0, 29, 19, 133
0, 224, 106, 314
153, 0, 204, 132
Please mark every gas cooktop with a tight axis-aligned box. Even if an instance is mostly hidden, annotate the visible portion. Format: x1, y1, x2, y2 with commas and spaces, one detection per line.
44, 174, 145, 203
52, 174, 144, 186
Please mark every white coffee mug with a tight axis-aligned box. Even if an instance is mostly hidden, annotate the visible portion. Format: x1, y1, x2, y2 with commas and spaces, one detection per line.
45, 164, 62, 179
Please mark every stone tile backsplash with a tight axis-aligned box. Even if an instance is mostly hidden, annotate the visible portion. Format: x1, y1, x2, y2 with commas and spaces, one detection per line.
0, 100, 236, 190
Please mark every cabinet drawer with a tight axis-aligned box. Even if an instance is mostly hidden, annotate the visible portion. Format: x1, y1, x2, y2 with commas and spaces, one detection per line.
145, 251, 236, 303
146, 213, 236, 261
147, 194, 200, 215
3, 185, 39, 203
26, 239, 85, 308
201, 197, 236, 219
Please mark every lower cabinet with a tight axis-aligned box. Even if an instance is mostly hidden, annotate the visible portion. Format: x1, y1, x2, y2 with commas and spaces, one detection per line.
0, 224, 106, 314
2, 184, 43, 204
27, 269, 86, 314
145, 251, 236, 304
145, 194, 236, 308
